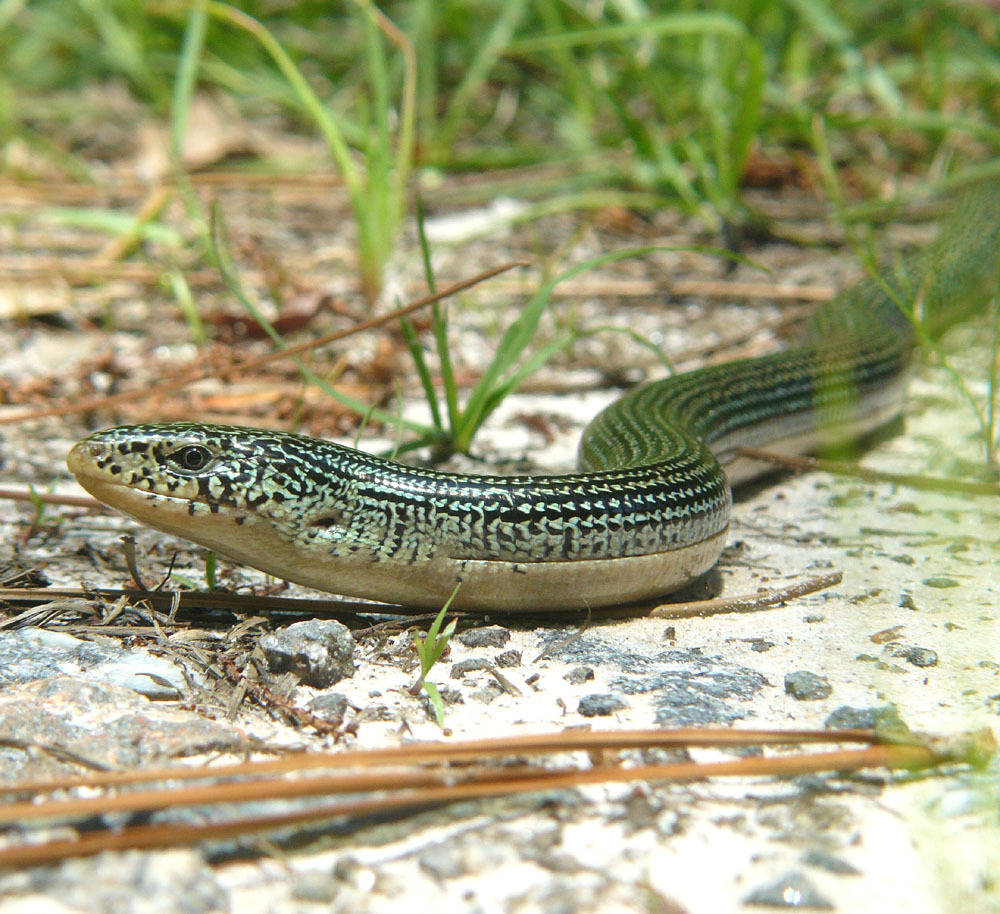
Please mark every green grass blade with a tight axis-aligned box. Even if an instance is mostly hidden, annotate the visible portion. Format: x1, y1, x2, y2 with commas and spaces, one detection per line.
399, 314, 443, 433
415, 195, 461, 434
169, 1, 206, 165
209, 206, 433, 438
439, 0, 530, 146
506, 11, 747, 54
203, 2, 362, 203
167, 269, 206, 345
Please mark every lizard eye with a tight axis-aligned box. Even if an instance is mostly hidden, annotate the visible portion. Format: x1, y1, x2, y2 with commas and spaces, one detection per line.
168, 445, 214, 473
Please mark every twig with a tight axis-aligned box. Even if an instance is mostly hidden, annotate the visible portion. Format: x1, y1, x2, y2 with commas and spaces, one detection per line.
0, 487, 102, 510
217, 654, 347, 738
649, 572, 842, 618
737, 447, 1000, 496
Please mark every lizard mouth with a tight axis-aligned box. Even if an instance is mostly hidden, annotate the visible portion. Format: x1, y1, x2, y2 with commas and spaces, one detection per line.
67, 441, 204, 514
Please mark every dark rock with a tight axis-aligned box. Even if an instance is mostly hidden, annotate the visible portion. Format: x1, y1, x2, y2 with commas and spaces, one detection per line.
259, 619, 355, 687
578, 693, 626, 717
494, 649, 521, 667
564, 666, 595, 684
538, 633, 766, 727
824, 703, 909, 734
923, 575, 959, 588
437, 686, 464, 706
456, 626, 510, 648
307, 691, 349, 726
784, 671, 832, 701
450, 658, 492, 679
743, 871, 833, 909
882, 642, 938, 668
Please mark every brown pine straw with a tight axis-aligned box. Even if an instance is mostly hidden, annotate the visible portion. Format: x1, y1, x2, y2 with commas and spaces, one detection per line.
649, 571, 841, 618
0, 260, 528, 425
0, 726, 992, 867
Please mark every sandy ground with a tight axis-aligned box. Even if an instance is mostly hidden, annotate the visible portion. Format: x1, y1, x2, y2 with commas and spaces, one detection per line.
0, 186, 997, 913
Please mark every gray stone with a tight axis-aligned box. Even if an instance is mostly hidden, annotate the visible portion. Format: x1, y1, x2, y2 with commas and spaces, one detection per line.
922, 575, 959, 588
0, 677, 240, 771
259, 619, 355, 687
292, 869, 341, 902
539, 633, 766, 726
564, 666, 595, 684
456, 626, 510, 648
494, 649, 521, 667
743, 871, 833, 909
0, 628, 191, 699
450, 657, 492, 678
784, 671, 833, 701
883, 642, 939, 668
418, 844, 468, 879
0, 848, 225, 914
578, 693, 626, 717
307, 691, 349, 726
824, 703, 908, 734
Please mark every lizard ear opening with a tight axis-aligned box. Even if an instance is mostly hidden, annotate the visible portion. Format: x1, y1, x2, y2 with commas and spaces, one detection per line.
309, 516, 342, 529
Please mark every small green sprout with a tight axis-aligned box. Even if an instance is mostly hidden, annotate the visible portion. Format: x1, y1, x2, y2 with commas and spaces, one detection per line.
410, 585, 460, 727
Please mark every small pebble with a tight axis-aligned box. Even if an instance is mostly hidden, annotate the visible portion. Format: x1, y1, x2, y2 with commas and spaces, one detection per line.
784, 671, 832, 701
259, 620, 355, 687
307, 691, 349, 726
293, 871, 341, 902
564, 666, 595, 685
578, 693, 626, 717
418, 844, 467, 879
825, 703, 908, 733
494, 649, 521, 667
456, 626, 510, 648
922, 575, 959, 588
450, 658, 492, 679
883, 642, 938, 668
742, 871, 833, 909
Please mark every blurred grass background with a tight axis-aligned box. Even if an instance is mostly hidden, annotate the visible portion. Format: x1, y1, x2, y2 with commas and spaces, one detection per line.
1, 0, 998, 299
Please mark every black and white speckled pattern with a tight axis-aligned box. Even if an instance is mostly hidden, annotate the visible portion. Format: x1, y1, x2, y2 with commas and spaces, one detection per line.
67, 183, 1000, 608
